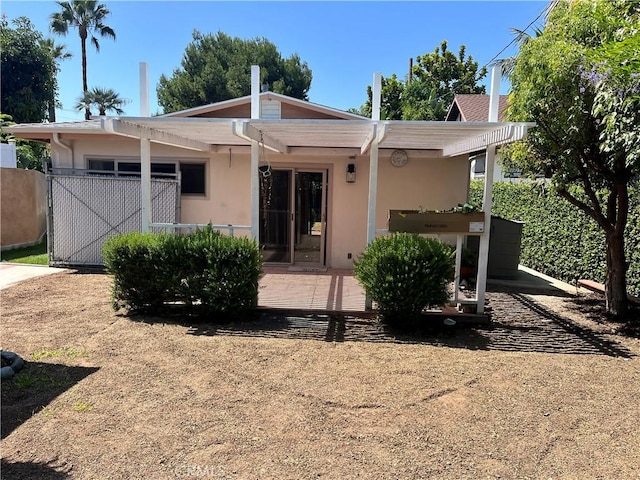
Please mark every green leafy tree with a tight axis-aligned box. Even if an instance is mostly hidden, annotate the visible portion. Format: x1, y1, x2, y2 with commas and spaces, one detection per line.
411, 40, 487, 117
0, 16, 57, 123
75, 87, 129, 116
157, 31, 312, 113
505, 0, 640, 318
50, 0, 116, 120
40, 38, 73, 122
354, 74, 404, 119
355, 41, 486, 120
402, 80, 448, 121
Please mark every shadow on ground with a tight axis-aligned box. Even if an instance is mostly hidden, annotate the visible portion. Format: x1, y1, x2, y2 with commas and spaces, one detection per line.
0, 458, 72, 480
183, 291, 634, 359
1, 362, 99, 439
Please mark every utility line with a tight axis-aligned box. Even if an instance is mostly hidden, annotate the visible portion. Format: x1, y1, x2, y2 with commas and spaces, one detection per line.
482, 2, 550, 69
449, 2, 552, 95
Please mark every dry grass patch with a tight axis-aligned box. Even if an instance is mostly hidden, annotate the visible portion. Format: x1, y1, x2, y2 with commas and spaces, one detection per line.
1, 271, 639, 479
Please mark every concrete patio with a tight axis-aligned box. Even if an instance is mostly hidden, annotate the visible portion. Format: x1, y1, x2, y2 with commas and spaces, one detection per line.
258, 267, 367, 312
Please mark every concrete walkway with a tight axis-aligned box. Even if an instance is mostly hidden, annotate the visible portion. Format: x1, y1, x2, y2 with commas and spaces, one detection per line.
0, 263, 67, 290
488, 265, 590, 295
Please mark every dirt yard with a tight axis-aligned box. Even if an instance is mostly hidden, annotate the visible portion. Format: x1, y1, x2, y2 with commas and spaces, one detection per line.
1, 270, 639, 480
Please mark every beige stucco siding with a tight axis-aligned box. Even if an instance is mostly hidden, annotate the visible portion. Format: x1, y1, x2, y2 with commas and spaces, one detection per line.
376, 152, 470, 224
47, 136, 471, 269
193, 151, 251, 226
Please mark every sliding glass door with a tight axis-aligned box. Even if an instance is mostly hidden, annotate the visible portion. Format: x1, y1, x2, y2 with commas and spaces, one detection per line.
259, 168, 327, 266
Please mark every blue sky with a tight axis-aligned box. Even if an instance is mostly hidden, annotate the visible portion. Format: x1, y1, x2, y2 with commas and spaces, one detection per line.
2, 1, 548, 122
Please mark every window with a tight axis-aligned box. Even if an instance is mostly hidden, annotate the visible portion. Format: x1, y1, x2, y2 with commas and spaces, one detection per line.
180, 163, 206, 195
88, 159, 115, 172
118, 162, 177, 178
86, 158, 205, 195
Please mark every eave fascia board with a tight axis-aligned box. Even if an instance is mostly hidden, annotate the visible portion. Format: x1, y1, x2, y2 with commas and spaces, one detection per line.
101, 118, 213, 152
442, 123, 534, 157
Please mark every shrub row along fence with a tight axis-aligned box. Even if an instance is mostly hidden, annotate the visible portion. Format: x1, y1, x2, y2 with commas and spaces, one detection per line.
470, 180, 640, 297
103, 227, 263, 316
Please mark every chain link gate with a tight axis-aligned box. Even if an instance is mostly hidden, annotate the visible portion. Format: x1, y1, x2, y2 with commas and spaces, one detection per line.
47, 173, 180, 266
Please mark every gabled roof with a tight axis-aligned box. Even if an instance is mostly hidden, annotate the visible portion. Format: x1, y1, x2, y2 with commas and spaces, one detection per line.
445, 94, 509, 122
162, 91, 366, 121
5, 91, 533, 158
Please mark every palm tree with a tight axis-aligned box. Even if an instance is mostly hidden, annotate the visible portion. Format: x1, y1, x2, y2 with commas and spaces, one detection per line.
501, 0, 559, 79
40, 38, 72, 122
75, 87, 129, 116
50, 0, 116, 120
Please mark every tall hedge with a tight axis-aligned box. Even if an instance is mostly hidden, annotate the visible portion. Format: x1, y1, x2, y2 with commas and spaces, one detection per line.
470, 180, 640, 297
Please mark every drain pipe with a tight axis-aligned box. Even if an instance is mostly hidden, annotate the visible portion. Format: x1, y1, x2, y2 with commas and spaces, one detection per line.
52, 132, 74, 170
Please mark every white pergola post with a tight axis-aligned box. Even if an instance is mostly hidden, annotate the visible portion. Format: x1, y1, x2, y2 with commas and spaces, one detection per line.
250, 65, 260, 240
140, 137, 151, 232
476, 63, 501, 313
365, 73, 382, 310
139, 62, 151, 233
366, 72, 382, 244
139, 62, 149, 117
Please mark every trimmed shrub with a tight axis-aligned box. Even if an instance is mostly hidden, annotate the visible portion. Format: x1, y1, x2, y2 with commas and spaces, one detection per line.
470, 180, 640, 297
354, 233, 454, 325
177, 227, 263, 315
103, 226, 263, 317
103, 232, 173, 313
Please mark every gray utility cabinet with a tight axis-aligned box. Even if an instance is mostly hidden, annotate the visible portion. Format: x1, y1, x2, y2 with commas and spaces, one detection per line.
467, 216, 524, 279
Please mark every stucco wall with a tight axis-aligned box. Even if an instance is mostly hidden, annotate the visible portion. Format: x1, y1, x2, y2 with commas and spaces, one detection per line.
1, 168, 47, 249
190, 149, 470, 269
50, 137, 471, 269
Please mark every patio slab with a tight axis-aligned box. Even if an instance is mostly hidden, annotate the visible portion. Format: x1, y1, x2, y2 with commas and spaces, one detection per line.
258, 267, 367, 312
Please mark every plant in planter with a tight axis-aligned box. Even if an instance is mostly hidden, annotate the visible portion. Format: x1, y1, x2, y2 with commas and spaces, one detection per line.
388, 203, 485, 234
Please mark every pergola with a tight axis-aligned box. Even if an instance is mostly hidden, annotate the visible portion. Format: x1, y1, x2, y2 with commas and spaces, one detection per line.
7, 65, 533, 313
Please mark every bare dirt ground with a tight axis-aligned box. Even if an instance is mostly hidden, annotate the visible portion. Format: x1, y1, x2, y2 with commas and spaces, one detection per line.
1, 270, 640, 480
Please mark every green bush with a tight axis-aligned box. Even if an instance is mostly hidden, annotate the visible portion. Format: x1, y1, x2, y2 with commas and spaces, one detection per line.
177, 228, 263, 314
470, 180, 640, 297
103, 232, 172, 313
354, 233, 454, 325
103, 226, 263, 317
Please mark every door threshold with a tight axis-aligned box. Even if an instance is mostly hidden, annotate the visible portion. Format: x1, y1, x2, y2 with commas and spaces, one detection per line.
288, 265, 328, 273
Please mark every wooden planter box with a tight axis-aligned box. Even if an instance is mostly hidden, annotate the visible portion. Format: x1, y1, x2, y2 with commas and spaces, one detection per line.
388, 210, 486, 234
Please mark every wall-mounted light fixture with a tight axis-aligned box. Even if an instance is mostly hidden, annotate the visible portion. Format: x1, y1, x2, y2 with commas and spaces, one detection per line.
346, 163, 356, 183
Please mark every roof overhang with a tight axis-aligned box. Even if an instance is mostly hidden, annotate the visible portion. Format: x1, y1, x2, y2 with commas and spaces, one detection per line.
5, 117, 534, 157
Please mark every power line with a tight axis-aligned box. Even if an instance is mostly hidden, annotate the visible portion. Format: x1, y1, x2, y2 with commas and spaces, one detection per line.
449, 2, 552, 95
482, 3, 550, 69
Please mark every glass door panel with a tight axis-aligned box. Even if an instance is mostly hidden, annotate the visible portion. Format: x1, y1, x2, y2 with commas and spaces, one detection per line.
259, 169, 291, 263
294, 171, 326, 264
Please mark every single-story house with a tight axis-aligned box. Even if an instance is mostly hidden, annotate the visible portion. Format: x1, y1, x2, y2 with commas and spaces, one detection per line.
5, 66, 532, 312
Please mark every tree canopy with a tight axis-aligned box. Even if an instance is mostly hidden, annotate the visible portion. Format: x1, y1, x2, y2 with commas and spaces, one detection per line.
157, 31, 313, 114
354, 40, 486, 120
0, 16, 57, 124
504, 0, 640, 318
